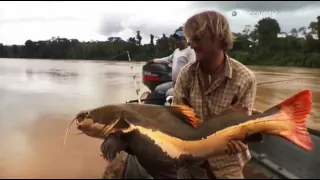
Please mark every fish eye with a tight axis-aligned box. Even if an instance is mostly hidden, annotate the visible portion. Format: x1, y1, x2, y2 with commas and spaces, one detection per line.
76, 111, 90, 120
80, 111, 90, 117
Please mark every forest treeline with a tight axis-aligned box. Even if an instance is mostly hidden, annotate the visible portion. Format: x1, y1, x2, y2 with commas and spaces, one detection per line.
0, 16, 320, 68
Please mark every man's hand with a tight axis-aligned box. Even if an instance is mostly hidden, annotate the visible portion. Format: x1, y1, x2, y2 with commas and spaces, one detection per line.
146, 59, 154, 64
225, 140, 248, 155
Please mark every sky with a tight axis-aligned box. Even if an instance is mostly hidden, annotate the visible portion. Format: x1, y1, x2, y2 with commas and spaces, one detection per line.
0, 1, 319, 45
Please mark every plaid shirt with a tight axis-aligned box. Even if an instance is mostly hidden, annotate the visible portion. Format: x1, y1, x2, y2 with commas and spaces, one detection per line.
173, 54, 257, 178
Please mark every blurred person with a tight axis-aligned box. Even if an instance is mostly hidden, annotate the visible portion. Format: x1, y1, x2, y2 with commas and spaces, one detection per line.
147, 30, 195, 97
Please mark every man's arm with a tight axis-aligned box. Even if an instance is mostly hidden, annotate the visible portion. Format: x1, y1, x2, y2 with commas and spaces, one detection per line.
172, 66, 190, 106
153, 52, 174, 64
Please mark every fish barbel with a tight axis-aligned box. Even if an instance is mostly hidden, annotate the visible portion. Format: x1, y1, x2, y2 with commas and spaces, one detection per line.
70, 90, 313, 178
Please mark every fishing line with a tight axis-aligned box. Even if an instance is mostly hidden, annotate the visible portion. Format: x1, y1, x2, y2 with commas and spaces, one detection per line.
257, 78, 303, 86
126, 78, 307, 103
106, 51, 128, 60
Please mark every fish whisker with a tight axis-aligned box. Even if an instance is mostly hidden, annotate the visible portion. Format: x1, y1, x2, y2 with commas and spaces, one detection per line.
63, 117, 78, 148
59, 132, 84, 140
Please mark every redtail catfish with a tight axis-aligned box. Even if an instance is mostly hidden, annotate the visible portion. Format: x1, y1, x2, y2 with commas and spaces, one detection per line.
67, 90, 314, 178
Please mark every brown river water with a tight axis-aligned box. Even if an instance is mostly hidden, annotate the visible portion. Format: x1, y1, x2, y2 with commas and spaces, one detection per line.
0, 58, 319, 178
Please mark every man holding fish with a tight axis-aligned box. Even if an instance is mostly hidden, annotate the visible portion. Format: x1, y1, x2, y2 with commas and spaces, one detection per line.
97, 10, 251, 179
172, 10, 257, 179
74, 10, 313, 179
100, 10, 255, 179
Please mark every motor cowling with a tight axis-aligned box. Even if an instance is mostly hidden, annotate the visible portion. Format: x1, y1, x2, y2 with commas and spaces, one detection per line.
142, 63, 172, 92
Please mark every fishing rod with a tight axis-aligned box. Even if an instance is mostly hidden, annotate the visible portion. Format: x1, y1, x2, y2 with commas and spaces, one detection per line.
106, 51, 142, 104
126, 50, 141, 104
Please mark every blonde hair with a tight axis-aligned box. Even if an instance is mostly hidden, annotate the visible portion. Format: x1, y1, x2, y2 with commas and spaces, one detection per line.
183, 10, 234, 51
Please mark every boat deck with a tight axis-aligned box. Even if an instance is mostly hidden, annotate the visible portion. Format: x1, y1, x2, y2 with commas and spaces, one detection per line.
246, 129, 320, 179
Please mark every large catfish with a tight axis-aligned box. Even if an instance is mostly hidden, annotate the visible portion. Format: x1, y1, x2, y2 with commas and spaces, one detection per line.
67, 90, 314, 178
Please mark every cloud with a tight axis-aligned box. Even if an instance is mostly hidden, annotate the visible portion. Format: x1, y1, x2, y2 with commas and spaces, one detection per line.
0, 1, 319, 45
191, 1, 320, 12
190, 1, 320, 33
97, 1, 193, 43
125, 21, 178, 40
0, 17, 82, 24
99, 15, 126, 36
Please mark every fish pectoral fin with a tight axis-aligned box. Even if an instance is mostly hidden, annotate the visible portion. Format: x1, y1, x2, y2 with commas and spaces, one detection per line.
100, 132, 127, 161
112, 116, 131, 130
166, 105, 203, 128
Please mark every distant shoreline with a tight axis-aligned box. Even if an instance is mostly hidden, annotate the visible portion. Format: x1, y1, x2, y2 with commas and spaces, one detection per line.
0, 57, 147, 64
1, 57, 319, 70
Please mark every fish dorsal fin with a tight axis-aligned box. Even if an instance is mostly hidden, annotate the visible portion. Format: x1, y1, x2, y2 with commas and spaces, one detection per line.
219, 103, 250, 116
166, 105, 203, 128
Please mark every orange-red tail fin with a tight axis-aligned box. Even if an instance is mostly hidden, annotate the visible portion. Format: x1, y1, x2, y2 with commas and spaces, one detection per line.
277, 90, 313, 151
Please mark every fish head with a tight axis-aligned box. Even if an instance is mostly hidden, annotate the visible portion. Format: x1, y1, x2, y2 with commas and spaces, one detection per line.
75, 105, 125, 139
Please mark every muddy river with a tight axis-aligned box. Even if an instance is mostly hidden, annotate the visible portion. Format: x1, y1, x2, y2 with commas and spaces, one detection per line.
0, 58, 319, 178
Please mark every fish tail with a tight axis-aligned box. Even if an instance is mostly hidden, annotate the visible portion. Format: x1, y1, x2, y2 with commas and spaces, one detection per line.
264, 90, 313, 151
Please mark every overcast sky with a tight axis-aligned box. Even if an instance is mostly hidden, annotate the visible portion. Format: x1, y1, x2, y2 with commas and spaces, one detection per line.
0, 1, 319, 45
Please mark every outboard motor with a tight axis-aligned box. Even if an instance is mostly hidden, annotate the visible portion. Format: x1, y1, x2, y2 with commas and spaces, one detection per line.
141, 63, 172, 105
142, 63, 172, 92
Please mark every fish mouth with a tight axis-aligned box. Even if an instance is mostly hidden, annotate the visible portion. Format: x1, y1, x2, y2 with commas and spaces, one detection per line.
76, 117, 122, 138
76, 118, 93, 130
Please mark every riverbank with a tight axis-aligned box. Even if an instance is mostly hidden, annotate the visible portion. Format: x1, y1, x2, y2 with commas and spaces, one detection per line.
2, 53, 320, 69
